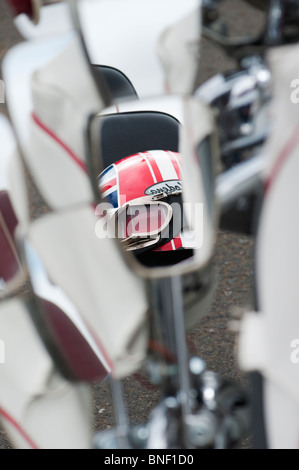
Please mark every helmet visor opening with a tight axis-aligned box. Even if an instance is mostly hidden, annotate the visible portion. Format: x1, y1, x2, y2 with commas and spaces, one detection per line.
116, 202, 172, 247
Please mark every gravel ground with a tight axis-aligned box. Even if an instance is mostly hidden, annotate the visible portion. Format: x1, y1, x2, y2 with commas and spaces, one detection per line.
0, 0, 265, 450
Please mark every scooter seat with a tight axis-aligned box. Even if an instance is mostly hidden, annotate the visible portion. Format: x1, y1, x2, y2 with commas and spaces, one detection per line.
98, 110, 180, 168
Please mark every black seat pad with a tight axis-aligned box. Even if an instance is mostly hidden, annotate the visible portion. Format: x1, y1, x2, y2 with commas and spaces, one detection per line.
99, 110, 180, 168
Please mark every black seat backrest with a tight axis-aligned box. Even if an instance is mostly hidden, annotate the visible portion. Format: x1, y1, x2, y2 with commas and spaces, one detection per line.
99, 111, 180, 168
92, 64, 138, 101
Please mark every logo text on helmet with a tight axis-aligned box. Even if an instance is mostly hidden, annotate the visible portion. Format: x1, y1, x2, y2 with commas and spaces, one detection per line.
144, 180, 182, 196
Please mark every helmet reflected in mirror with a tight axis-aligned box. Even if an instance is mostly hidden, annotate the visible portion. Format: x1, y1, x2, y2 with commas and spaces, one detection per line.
87, 94, 219, 279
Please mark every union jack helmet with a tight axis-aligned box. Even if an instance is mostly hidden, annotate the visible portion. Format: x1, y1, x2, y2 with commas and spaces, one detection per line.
98, 149, 197, 266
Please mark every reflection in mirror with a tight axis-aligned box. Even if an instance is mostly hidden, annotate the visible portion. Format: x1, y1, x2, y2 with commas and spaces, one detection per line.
94, 97, 189, 269
87, 94, 219, 279
97, 148, 193, 268
86, 94, 220, 332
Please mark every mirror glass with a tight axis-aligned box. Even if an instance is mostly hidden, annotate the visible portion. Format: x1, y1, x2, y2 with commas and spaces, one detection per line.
88, 93, 219, 278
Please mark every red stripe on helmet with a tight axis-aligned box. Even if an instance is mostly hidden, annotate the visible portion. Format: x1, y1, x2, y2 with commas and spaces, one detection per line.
116, 153, 156, 202
172, 235, 183, 249
145, 151, 163, 182
167, 151, 183, 179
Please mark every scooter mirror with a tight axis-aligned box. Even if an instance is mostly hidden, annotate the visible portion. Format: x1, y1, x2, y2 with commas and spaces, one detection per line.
87, 94, 220, 279
63, 0, 219, 278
